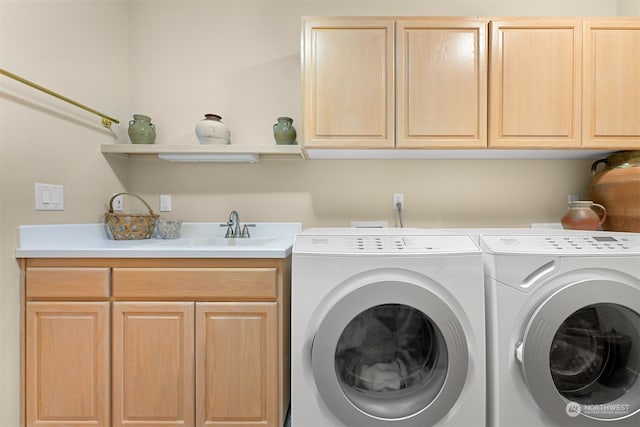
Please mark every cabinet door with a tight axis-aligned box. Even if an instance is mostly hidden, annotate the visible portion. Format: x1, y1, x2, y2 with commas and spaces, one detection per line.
489, 19, 582, 148
302, 17, 395, 148
26, 302, 110, 427
112, 302, 195, 427
397, 19, 487, 148
196, 302, 277, 427
583, 19, 640, 148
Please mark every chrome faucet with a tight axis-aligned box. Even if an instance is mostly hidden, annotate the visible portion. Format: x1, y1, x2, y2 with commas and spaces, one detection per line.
221, 210, 255, 238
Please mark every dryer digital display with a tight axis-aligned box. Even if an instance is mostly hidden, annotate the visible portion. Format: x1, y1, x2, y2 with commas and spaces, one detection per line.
592, 236, 617, 242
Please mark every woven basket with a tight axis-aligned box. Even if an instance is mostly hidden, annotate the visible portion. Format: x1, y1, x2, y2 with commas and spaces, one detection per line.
106, 193, 159, 240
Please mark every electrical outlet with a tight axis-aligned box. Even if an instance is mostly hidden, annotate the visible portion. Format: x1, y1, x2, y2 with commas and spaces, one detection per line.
393, 193, 404, 210
112, 194, 124, 212
160, 194, 172, 212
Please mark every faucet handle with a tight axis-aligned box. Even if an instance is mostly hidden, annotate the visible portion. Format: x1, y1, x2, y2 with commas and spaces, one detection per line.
241, 224, 256, 238
220, 222, 234, 238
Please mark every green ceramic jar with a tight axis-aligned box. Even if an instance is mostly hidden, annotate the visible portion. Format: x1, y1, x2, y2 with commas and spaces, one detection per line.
273, 116, 297, 145
128, 114, 156, 144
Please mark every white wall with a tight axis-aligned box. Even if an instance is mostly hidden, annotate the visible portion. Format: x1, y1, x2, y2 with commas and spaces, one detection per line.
0, 1, 629, 425
127, 0, 619, 149
0, 1, 129, 425
123, 0, 616, 227
618, 0, 640, 15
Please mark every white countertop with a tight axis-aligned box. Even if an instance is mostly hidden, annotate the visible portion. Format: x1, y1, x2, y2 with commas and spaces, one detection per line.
16, 223, 302, 259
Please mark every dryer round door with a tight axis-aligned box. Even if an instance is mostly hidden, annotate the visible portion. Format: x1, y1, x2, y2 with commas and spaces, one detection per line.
311, 280, 469, 427
519, 279, 640, 424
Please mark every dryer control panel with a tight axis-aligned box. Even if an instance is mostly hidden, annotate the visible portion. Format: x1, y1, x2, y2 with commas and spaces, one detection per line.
481, 234, 640, 255
294, 234, 480, 255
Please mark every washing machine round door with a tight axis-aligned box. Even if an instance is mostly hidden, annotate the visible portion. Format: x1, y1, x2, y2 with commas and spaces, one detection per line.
519, 279, 640, 424
311, 280, 469, 427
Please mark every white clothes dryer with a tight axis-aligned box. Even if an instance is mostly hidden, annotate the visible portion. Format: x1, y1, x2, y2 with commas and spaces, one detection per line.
482, 233, 640, 427
291, 228, 485, 427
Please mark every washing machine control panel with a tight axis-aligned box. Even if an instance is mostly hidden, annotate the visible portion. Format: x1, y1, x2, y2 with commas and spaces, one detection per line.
294, 235, 479, 254
481, 234, 640, 255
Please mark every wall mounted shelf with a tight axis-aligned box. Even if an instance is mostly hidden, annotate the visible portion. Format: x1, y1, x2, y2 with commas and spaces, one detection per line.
101, 144, 618, 162
100, 144, 305, 162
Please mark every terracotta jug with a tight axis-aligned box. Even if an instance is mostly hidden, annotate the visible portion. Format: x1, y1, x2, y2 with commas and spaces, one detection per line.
590, 151, 640, 232
561, 201, 607, 231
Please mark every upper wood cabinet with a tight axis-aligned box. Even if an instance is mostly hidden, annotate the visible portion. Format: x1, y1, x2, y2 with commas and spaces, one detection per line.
302, 17, 395, 148
582, 19, 640, 149
489, 19, 583, 148
302, 17, 487, 149
302, 16, 639, 152
396, 19, 487, 148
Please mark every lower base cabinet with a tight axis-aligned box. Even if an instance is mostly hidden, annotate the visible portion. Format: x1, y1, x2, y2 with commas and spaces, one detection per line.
111, 302, 277, 427
22, 260, 290, 427
196, 303, 277, 426
112, 302, 195, 427
25, 302, 111, 427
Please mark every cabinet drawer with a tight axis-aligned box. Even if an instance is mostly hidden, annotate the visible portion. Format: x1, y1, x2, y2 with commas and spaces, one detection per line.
112, 268, 277, 300
26, 267, 111, 299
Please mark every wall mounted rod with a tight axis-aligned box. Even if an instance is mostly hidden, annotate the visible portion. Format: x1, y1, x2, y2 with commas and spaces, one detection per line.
0, 68, 119, 128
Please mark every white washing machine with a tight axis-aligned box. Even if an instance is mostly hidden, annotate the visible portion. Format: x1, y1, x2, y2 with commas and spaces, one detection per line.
482, 233, 640, 427
291, 228, 485, 427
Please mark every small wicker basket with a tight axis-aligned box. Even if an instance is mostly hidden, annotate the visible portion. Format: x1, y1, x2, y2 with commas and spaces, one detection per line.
106, 193, 159, 240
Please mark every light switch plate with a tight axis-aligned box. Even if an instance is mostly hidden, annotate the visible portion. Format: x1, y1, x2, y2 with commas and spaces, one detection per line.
160, 194, 172, 212
35, 183, 64, 211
